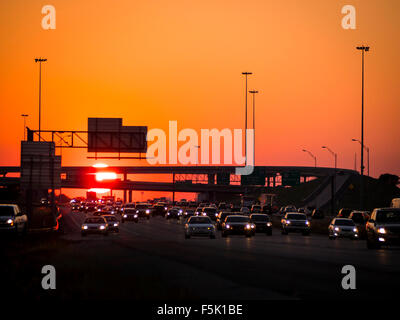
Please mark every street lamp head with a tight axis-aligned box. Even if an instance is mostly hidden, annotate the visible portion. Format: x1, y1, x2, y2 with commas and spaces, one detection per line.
249, 90, 258, 94
356, 46, 370, 51
351, 138, 357, 141
242, 72, 252, 75
321, 146, 326, 149
35, 58, 47, 62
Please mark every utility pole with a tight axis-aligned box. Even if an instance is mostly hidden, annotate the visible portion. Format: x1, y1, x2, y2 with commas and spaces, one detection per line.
35, 58, 47, 141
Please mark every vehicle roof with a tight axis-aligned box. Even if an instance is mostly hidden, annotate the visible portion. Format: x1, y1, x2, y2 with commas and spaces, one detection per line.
0, 204, 18, 207
334, 218, 353, 221
375, 207, 400, 211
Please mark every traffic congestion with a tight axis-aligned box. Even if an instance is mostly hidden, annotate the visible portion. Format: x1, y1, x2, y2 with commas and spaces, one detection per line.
62, 196, 400, 249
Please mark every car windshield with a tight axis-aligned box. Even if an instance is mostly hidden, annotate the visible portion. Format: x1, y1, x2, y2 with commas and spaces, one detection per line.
105, 216, 117, 222
287, 214, 306, 220
251, 215, 270, 222
124, 208, 136, 213
335, 219, 355, 226
376, 210, 400, 223
226, 216, 250, 223
189, 217, 211, 224
0, 206, 14, 216
204, 208, 216, 213
186, 210, 194, 214
252, 206, 261, 210
136, 205, 149, 209
84, 218, 104, 224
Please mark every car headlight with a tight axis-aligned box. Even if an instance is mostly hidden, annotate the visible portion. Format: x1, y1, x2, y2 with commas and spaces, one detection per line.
215, 213, 218, 216
226, 224, 230, 229
305, 221, 310, 226
146, 209, 150, 214
378, 227, 386, 234
245, 224, 251, 229
164, 207, 168, 210
123, 214, 127, 218
134, 214, 138, 218
136, 210, 139, 213
167, 213, 170, 215
179, 210, 183, 213
99, 225, 106, 230
266, 222, 272, 227
82, 225, 88, 230
334, 227, 340, 232
353, 227, 358, 232
6, 219, 14, 225
113, 223, 118, 227
286, 220, 291, 225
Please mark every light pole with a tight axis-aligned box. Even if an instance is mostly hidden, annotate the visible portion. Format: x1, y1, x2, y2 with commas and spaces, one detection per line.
21, 114, 29, 140
352, 138, 369, 177
242, 72, 252, 163
321, 146, 337, 170
322, 146, 337, 216
249, 90, 258, 165
302, 149, 317, 168
356, 45, 369, 209
35, 57, 47, 141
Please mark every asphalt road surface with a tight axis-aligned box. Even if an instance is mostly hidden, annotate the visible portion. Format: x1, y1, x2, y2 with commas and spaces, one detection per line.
51, 207, 400, 300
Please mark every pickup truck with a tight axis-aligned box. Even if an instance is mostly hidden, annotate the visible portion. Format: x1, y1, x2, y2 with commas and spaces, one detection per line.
0, 204, 28, 235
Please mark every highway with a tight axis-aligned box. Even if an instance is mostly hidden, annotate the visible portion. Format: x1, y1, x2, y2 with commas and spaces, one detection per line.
54, 208, 400, 300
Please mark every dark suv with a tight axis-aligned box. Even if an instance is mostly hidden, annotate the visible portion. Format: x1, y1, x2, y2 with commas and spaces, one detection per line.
366, 208, 400, 249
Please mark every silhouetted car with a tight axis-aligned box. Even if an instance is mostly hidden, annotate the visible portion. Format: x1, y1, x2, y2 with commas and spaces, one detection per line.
251, 205, 262, 213
0, 204, 28, 235
202, 207, 218, 220
221, 215, 255, 238
328, 218, 358, 239
81, 216, 108, 236
184, 216, 216, 239
216, 211, 235, 230
337, 208, 353, 218
103, 215, 119, 233
152, 204, 168, 216
183, 209, 195, 219
366, 208, 400, 249
281, 213, 311, 235
166, 208, 180, 219
349, 210, 370, 224
121, 208, 138, 223
250, 214, 272, 235
135, 203, 152, 219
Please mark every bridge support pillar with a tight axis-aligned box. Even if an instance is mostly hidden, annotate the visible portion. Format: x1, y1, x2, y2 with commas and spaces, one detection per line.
123, 190, 127, 203
128, 190, 132, 203
272, 176, 276, 188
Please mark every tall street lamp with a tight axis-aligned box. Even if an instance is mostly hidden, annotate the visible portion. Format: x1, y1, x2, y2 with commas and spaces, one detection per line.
322, 146, 337, 215
242, 72, 252, 164
356, 45, 369, 209
352, 138, 370, 176
249, 90, 258, 165
35, 57, 47, 141
21, 114, 29, 140
302, 149, 317, 168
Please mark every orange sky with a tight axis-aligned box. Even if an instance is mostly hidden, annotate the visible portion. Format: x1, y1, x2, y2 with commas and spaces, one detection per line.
0, 0, 399, 199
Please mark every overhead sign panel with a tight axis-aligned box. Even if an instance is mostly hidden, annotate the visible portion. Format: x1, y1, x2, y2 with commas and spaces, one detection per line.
88, 118, 147, 153
20, 141, 61, 189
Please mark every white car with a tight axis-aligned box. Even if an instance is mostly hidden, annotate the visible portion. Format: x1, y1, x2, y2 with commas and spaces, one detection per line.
240, 207, 250, 214
81, 216, 108, 236
328, 218, 358, 239
184, 216, 216, 239
0, 204, 28, 235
